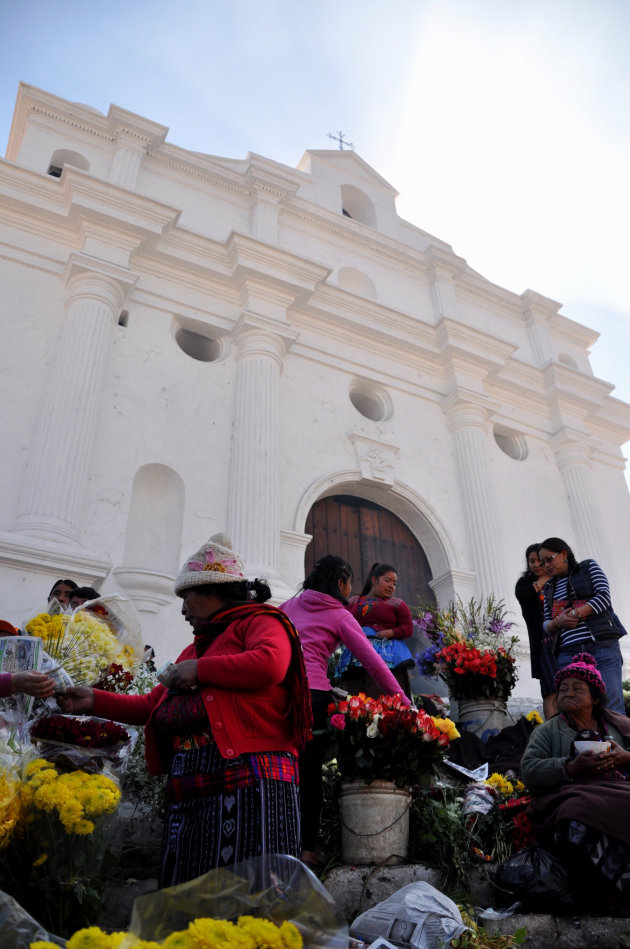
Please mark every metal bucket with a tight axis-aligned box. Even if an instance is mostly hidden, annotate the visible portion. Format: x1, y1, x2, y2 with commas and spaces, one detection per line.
457, 698, 507, 742
340, 779, 410, 865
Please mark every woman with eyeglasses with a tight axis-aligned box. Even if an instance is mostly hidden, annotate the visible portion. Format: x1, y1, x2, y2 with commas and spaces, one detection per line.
538, 536, 627, 714
515, 544, 557, 719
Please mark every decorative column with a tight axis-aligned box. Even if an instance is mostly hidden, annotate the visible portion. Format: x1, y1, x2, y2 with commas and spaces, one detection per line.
442, 390, 510, 599
13, 254, 137, 545
550, 432, 606, 565
226, 313, 298, 581
520, 290, 559, 368
107, 108, 167, 191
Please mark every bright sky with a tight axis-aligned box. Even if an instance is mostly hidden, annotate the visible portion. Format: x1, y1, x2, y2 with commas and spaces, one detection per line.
2, 0, 629, 461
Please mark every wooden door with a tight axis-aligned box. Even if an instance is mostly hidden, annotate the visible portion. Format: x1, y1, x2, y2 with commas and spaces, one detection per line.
304, 494, 434, 609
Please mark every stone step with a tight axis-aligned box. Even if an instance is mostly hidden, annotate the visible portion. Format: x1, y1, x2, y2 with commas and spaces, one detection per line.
322, 864, 630, 948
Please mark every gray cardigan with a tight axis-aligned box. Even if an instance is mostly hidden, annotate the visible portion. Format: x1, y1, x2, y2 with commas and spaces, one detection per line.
521, 710, 630, 793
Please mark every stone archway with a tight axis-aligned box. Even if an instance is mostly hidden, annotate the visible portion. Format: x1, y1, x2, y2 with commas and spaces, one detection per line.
304, 494, 434, 608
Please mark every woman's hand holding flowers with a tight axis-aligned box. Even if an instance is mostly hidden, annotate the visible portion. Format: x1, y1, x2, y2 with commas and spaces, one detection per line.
57, 686, 95, 714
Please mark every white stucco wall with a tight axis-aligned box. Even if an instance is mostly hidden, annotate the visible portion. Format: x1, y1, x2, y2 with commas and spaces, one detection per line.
2, 83, 630, 691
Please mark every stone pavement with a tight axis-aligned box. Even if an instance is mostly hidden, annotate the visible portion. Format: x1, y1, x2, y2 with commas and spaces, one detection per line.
97, 859, 630, 947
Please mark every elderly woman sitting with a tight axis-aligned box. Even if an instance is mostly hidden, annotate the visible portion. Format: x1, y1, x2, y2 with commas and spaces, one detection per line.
521, 653, 630, 915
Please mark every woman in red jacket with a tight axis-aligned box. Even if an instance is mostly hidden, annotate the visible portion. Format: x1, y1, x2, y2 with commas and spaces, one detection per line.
60, 534, 311, 888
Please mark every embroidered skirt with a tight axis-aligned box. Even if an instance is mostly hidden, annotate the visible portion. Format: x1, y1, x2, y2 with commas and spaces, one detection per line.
160, 742, 300, 888
555, 818, 630, 898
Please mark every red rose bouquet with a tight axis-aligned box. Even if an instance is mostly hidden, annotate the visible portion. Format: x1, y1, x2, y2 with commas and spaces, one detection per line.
327, 692, 458, 787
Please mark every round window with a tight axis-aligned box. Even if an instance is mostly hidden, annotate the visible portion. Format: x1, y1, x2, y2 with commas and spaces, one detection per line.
349, 381, 392, 422
174, 326, 221, 362
494, 428, 528, 461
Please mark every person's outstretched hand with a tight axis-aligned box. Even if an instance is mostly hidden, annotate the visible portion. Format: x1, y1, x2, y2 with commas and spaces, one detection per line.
57, 686, 95, 714
10, 671, 56, 698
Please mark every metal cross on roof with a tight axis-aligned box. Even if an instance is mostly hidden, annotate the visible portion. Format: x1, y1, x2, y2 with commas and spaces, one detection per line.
327, 130, 354, 150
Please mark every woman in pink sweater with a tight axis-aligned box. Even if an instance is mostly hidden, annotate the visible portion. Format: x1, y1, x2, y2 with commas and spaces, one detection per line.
281, 555, 407, 868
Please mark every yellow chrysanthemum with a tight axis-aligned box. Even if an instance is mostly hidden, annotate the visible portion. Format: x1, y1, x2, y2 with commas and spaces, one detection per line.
188, 918, 252, 948
66, 926, 120, 949
23, 763, 120, 834
485, 772, 514, 797
279, 921, 303, 949
25, 610, 140, 685
0, 772, 22, 850
237, 915, 284, 949
32, 852, 48, 866
162, 931, 196, 949
526, 710, 543, 725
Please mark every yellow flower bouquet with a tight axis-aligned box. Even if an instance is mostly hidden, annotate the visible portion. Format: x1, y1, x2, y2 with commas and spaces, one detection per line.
31, 915, 303, 949
0, 757, 122, 936
25, 609, 140, 688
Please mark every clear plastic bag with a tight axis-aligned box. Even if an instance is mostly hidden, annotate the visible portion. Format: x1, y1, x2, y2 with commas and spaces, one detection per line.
0, 890, 65, 948
76, 594, 143, 668
27, 716, 138, 781
122, 854, 348, 949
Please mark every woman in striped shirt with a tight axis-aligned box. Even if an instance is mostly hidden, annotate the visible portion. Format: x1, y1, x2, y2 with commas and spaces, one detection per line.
539, 536, 626, 714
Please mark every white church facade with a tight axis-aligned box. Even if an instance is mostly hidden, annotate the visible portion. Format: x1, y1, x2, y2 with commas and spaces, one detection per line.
2, 83, 630, 692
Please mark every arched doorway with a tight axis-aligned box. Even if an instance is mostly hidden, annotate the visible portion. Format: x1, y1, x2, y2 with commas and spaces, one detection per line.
304, 494, 434, 608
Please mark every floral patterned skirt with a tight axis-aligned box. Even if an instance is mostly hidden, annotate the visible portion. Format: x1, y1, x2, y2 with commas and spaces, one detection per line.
160, 743, 300, 888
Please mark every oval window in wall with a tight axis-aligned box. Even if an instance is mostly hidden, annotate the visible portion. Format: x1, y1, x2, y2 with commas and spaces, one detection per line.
173, 318, 227, 363
337, 267, 377, 300
493, 426, 528, 461
349, 379, 392, 422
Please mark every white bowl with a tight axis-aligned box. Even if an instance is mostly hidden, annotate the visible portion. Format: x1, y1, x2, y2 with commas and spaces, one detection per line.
574, 740, 611, 754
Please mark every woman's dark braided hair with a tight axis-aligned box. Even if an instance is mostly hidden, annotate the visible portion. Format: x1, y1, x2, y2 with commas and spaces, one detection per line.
360, 562, 396, 597
195, 579, 272, 603
303, 555, 353, 603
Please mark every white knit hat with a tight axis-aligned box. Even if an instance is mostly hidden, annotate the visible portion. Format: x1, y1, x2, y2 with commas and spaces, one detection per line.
174, 533, 246, 595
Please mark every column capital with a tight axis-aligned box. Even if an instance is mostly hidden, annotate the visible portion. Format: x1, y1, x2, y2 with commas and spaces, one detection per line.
430, 569, 477, 607
231, 312, 299, 364
441, 388, 499, 431
550, 429, 592, 469
64, 253, 138, 310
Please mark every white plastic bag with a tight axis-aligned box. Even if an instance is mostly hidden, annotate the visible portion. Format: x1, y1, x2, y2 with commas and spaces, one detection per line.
350, 881, 469, 949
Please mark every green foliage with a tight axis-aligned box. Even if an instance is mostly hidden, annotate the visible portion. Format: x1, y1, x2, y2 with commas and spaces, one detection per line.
119, 663, 166, 817
120, 729, 166, 817
409, 786, 480, 892
448, 927, 527, 948
317, 762, 342, 876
